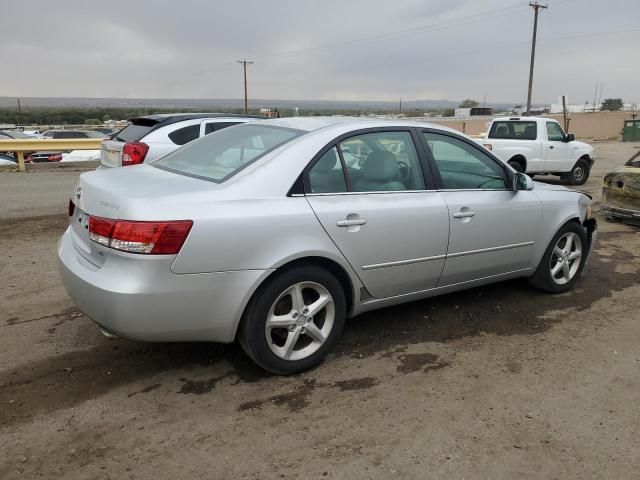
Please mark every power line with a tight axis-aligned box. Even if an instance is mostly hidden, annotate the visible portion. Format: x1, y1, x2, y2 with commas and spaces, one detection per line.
526, 2, 548, 116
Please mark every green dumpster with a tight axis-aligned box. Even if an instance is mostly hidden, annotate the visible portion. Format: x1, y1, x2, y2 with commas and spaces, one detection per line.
622, 119, 640, 142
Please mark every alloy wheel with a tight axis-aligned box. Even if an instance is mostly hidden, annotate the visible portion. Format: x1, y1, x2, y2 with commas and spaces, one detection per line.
265, 282, 335, 361
549, 232, 583, 285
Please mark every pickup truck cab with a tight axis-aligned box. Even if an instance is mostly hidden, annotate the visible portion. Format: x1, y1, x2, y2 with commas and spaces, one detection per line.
481, 117, 594, 185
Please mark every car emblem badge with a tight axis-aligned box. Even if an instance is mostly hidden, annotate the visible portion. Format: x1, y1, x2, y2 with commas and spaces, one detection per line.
75, 186, 82, 200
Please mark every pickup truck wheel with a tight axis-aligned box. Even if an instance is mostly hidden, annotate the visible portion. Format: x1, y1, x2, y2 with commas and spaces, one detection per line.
564, 159, 590, 185
508, 160, 524, 173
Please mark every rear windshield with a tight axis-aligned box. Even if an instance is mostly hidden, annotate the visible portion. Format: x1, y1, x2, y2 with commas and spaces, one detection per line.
488, 121, 537, 140
115, 123, 155, 142
153, 124, 302, 183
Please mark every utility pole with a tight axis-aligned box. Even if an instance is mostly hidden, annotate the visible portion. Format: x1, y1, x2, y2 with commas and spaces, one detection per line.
17, 98, 23, 126
525, 2, 548, 116
236, 60, 254, 114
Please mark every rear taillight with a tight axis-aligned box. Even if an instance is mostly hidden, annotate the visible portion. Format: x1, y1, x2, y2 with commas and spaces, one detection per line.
48, 153, 62, 162
88, 216, 192, 254
121, 142, 149, 166
68, 199, 75, 217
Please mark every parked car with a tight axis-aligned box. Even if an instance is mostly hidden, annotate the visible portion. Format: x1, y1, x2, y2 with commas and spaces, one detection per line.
480, 117, 594, 185
602, 150, 640, 225
0, 153, 18, 165
22, 130, 43, 137
100, 113, 260, 168
0, 130, 32, 140
59, 117, 597, 374
26, 151, 63, 162
61, 150, 102, 162
41, 130, 106, 139
0, 130, 35, 161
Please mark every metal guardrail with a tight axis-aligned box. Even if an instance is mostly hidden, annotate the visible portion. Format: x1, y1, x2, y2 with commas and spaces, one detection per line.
0, 138, 103, 172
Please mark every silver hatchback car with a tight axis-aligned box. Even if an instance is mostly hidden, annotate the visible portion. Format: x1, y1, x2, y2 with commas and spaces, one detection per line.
58, 117, 597, 374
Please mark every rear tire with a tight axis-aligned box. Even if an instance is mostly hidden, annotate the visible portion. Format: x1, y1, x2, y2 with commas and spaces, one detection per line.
563, 159, 590, 185
238, 265, 346, 375
528, 222, 588, 293
508, 160, 524, 173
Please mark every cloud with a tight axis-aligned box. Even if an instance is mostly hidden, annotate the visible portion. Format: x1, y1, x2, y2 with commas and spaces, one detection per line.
2, 0, 639, 104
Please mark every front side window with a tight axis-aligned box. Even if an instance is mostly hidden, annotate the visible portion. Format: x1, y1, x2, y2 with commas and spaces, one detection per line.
154, 124, 302, 182
339, 131, 425, 192
488, 121, 537, 140
423, 132, 508, 190
546, 122, 565, 142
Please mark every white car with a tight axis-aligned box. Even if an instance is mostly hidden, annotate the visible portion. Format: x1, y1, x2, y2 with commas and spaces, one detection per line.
61, 150, 102, 162
480, 117, 594, 185
100, 113, 260, 168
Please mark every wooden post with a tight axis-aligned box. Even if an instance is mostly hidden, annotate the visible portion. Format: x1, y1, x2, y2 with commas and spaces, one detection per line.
562, 95, 569, 132
16, 151, 25, 172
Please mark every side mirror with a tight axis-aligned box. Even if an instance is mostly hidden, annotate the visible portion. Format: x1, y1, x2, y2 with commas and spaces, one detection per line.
564, 133, 575, 142
514, 172, 534, 191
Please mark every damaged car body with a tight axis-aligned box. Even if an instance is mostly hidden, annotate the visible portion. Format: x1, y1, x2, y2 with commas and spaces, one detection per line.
602, 151, 640, 224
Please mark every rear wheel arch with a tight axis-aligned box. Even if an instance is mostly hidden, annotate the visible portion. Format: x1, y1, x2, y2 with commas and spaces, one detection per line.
236, 256, 355, 340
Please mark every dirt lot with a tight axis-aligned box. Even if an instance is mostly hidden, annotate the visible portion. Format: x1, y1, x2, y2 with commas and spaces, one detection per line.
1, 143, 639, 479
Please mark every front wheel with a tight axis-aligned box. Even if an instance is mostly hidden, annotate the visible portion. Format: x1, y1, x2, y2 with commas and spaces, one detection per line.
528, 222, 588, 293
238, 265, 346, 374
563, 159, 590, 185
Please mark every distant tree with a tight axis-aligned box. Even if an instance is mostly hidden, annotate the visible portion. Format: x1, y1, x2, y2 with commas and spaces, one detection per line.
443, 109, 455, 117
84, 118, 101, 125
600, 98, 624, 111
459, 99, 479, 108
102, 114, 111, 122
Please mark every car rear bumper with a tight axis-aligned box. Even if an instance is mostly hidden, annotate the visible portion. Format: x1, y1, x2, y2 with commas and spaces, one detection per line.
57, 228, 270, 343
602, 205, 640, 222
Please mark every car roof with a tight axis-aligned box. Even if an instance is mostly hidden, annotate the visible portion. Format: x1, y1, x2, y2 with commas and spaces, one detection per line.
492, 116, 553, 122
259, 116, 460, 134
129, 113, 263, 126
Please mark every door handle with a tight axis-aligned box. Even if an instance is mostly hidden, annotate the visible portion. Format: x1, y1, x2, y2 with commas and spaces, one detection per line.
337, 218, 367, 227
549, 145, 554, 149
453, 211, 475, 218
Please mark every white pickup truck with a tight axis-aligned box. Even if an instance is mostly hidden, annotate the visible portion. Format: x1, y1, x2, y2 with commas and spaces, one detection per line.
480, 117, 594, 185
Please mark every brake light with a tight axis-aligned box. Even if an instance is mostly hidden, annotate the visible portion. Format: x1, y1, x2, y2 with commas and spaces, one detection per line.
89, 216, 116, 247
121, 142, 149, 166
88, 217, 192, 254
47, 153, 62, 162
483, 143, 493, 151
68, 199, 75, 217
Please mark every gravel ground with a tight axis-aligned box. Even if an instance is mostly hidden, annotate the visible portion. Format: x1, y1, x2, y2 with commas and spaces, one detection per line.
0, 143, 639, 479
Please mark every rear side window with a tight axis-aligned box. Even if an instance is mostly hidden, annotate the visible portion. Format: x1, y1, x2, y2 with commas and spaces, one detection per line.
115, 123, 155, 142
168, 125, 200, 145
153, 124, 302, 183
308, 147, 347, 193
488, 121, 537, 140
204, 122, 240, 135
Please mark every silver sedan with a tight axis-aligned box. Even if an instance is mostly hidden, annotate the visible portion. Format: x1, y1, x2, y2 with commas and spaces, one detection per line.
58, 117, 597, 374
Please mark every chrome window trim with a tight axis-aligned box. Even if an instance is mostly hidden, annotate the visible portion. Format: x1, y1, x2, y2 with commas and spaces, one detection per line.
304, 189, 438, 197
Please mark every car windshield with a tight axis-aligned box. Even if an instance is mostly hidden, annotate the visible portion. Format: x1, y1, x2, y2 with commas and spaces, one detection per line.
153, 124, 303, 182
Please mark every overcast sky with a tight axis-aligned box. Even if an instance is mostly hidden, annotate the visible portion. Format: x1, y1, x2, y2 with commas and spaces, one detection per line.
3, 0, 639, 104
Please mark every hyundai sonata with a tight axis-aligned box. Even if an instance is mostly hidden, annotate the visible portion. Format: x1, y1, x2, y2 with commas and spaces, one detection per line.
58, 117, 597, 374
